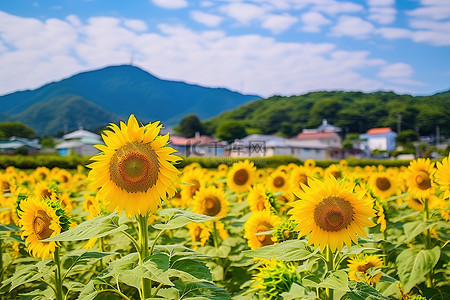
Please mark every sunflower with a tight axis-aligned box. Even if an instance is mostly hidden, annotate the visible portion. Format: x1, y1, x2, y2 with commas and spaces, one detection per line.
266, 170, 289, 192
244, 210, 281, 249
325, 164, 342, 179
375, 202, 387, 232
0, 174, 16, 195
227, 160, 256, 193
348, 254, 383, 285
180, 168, 206, 205
187, 222, 210, 249
272, 220, 300, 243
435, 155, 450, 199
87, 114, 181, 216
289, 176, 375, 252
406, 158, 435, 200
304, 159, 316, 169
247, 184, 272, 212
253, 259, 298, 300
289, 166, 313, 192
368, 172, 398, 200
192, 186, 229, 218
19, 196, 68, 260
33, 181, 59, 201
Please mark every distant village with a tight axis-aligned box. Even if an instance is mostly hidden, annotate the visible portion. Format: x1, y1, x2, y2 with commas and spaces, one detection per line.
0, 119, 447, 160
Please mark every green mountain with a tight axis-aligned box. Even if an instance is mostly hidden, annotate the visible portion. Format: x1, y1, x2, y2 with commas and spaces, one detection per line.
203, 90, 450, 137
0, 65, 260, 135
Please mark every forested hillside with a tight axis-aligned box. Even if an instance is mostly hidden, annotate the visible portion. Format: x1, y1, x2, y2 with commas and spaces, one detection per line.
203, 90, 450, 137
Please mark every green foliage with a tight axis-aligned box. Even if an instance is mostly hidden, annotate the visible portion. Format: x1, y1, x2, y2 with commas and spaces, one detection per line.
44, 212, 128, 242
40, 135, 55, 148
0, 155, 89, 169
0, 121, 35, 138
152, 208, 217, 230
203, 91, 450, 137
174, 114, 203, 138
397, 129, 419, 146
215, 120, 247, 143
243, 240, 318, 261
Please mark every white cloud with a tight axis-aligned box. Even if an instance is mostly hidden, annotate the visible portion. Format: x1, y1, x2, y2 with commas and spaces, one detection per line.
219, 2, 266, 25
378, 63, 414, 78
369, 6, 396, 24
123, 19, 148, 32
407, 0, 450, 20
261, 13, 297, 34
151, 0, 187, 10
331, 16, 375, 38
368, 0, 394, 6
377, 63, 423, 85
301, 11, 331, 33
190, 10, 224, 27
312, 1, 363, 15
0, 11, 421, 98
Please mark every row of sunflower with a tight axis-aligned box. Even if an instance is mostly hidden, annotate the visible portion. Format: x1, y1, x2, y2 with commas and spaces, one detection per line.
0, 115, 448, 299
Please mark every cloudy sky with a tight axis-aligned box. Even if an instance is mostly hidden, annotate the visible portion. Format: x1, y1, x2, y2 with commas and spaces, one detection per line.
0, 0, 449, 98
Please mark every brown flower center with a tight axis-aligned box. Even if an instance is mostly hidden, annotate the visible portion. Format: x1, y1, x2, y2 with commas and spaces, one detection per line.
273, 176, 285, 188
376, 177, 391, 191
256, 196, 266, 211
1, 181, 11, 193
110, 142, 159, 193
314, 196, 354, 232
233, 169, 249, 186
193, 226, 201, 241
60, 175, 69, 183
190, 179, 200, 196
256, 222, 273, 246
203, 196, 222, 216
331, 171, 341, 179
415, 171, 431, 190
41, 188, 52, 199
33, 210, 54, 240
357, 262, 375, 273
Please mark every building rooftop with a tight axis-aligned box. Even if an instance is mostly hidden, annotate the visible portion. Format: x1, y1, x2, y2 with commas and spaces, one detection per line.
366, 128, 393, 135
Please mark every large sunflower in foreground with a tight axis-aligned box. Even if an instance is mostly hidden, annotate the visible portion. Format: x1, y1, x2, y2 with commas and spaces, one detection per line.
289, 176, 375, 252
406, 158, 435, 200
435, 155, 450, 199
19, 196, 67, 260
226, 160, 256, 193
87, 114, 181, 216
244, 210, 281, 249
192, 186, 229, 218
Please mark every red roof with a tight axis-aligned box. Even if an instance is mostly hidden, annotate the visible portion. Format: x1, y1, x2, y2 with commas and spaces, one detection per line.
296, 132, 339, 140
366, 128, 392, 135
169, 136, 188, 145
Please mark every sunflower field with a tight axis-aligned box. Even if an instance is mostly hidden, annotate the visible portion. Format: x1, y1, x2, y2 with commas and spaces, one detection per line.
0, 115, 449, 300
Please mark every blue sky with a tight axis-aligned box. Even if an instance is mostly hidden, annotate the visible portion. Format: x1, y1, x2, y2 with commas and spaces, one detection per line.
0, 0, 449, 98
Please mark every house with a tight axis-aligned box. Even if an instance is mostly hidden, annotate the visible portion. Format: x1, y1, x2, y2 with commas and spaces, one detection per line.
294, 132, 342, 149
0, 137, 41, 154
169, 133, 226, 157
229, 134, 340, 160
55, 127, 102, 156
359, 128, 397, 152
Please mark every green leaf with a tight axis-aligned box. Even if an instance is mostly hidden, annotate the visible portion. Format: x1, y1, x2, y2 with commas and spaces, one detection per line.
142, 254, 173, 286
152, 208, 217, 230
196, 245, 231, 258
174, 257, 212, 281
18, 287, 55, 300
0, 223, 20, 232
402, 221, 434, 243
44, 212, 128, 241
281, 283, 316, 299
62, 250, 116, 274
243, 240, 318, 261
319, 270, 350, 292
173, 279, 231, 300
3, 259, 55, 291
346, 281, 390, 300
396, 246, 441, 293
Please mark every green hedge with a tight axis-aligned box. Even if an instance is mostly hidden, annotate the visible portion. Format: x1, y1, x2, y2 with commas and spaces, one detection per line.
0, 155, 91, 169
0, 154, 416, 170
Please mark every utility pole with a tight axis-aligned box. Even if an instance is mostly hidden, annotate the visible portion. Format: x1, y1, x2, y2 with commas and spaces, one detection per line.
397, 113, 402, 134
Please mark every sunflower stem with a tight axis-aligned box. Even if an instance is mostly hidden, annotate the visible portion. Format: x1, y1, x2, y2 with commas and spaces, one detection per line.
137, 214, 152, 300
53, 247, 64, 300
150, 229, 165, 255
212, 221, 220, 249
326, 246, 334, 300
423, 198, 434, 288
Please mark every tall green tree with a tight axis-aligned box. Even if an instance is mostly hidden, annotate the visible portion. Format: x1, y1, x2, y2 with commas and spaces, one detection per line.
216, 121, 247, 143
175, 114, 203, 137
0, 121, 35, 138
